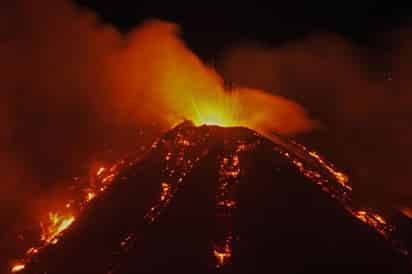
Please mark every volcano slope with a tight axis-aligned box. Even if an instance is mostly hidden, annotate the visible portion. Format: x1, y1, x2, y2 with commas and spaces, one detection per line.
19, 121, 411, 274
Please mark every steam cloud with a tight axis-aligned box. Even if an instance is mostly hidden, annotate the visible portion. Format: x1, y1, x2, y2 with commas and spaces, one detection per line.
0, 0, 315, 214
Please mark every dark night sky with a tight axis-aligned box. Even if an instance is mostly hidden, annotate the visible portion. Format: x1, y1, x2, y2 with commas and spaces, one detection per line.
74, 1, 412, 58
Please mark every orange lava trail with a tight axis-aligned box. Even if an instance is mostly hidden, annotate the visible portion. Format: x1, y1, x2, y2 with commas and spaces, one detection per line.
9, 160, 127, 273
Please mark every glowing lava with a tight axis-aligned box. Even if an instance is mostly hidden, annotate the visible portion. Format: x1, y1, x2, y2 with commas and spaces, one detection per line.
86, 191, 96, 202
11, 263, 25, 273
213, 236, 233, 268
10, 162, 126, 273
160, 182, 170, 201
9, 122, 412, 273
190, 96, 241, 127
353, 210, 389, 237
41, 212, 75, 245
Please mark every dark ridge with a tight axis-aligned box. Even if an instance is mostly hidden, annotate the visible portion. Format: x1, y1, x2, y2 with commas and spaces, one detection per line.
18, 122, 412, 274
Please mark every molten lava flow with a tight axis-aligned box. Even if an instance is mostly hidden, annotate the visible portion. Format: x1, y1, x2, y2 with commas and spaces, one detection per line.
290, 141, 351, 192
282, 140, 400, 246
96, 167, 106, 176
10, 123, 412, 273
307, 150, 350, 190
353, 210, 390, 237
25, 248, 39, 256
213, 235, 233, 268
11, 263, 25, 273
10, 161, 127, 273
40, 212, 75, 245
144, 129, 204, 224
213, 142, 257, 268
160, 182, 170, 202
11, 263, 26, 273
86, 191, 96, 202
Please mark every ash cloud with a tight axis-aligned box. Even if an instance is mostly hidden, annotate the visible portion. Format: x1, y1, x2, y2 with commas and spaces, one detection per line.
218, 31, 412, 207
0, 0, 314, 213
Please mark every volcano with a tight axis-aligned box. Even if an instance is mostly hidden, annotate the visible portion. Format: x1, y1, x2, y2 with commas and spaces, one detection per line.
12, 121, 412, 274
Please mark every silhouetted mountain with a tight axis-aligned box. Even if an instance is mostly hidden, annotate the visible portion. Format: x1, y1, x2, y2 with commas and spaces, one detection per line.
19, 121, 412, 274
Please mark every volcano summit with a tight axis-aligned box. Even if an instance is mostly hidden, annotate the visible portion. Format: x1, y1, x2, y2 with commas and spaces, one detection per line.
12, 121, 412, 274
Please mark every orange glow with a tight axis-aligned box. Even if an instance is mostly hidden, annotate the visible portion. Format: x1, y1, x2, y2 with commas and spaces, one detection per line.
102, 174, 115, 184
373, 214, 387, 225
213, 237, 233, 268
122, 21, 315, 134
25, 247, 39, 255
402, 207, 412, 219
11, 263, 25, 273
190, 96, 241, 127
184, 88, 316, 135
217, 200, 237, 208
307, 150, 350, 190
41, 212, 75, 245
96, 167, 105, 176
86, 191, 96, 202
353, 209, 389, 236
11, 161, 124, 271
285, 142, 396, 240
160, 182, 170, 202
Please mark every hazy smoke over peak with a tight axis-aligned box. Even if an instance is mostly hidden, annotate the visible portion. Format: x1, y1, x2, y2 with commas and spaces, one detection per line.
1, 0, 411, 222
218, 30, 412, 207
0, 0, 315, 212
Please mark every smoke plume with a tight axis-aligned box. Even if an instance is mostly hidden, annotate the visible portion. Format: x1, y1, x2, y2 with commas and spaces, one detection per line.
218, 31, 412, 207
0, 0, 315, 215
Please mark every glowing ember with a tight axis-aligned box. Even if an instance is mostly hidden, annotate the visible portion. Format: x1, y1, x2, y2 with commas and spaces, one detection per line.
10, 162, 125, 272
86, 191, 96, 202
41, 212, 75, 245
213, 236, 233, 268
96, 166, 106, 176
144, 130, 203, 224
212, 143, 253, 268
25, 247, 39, 255
11, 263, 25, 273
307, 150, 351, 190
102, 174, 115, 184
160, 182, 170, 201
217, 200, 237, 208
353, 210, 390, 237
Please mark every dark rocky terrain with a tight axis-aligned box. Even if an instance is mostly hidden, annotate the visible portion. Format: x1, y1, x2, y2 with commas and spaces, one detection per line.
17, 121, 412, 274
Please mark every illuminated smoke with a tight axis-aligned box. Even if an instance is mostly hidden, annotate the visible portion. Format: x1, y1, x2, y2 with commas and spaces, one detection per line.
0, 0, 315, 211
